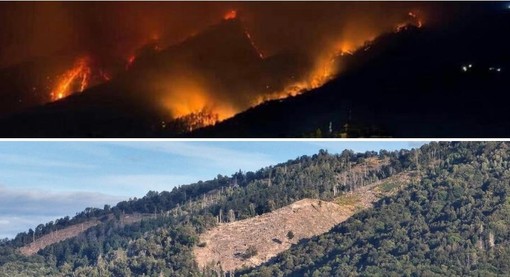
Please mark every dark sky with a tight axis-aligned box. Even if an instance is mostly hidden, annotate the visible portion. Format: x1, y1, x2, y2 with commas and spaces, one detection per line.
0, 2, 484, 69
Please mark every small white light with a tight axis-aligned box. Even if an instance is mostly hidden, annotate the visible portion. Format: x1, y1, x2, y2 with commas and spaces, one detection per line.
497, 68, 501, 72
468, 64, 472, 68
462, 66, 468, 72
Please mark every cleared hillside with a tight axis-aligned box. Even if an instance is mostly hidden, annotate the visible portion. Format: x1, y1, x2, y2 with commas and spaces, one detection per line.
1, 142, 451, 277
195, 198, 348, 272
244, 143, 510, 276
195, 171, 417, 272
18, 213, 146, 256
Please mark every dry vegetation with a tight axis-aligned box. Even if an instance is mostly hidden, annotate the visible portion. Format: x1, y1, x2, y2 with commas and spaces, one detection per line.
194, 198, 352, 272
19, 221, 100, 256
18, 213, 147, 256
194, 170, 419, 272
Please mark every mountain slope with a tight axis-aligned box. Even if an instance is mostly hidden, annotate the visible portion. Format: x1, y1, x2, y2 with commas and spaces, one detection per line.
2, 142, 510, 276
190, 9, 510, 138
195, 198, 350, 272
195, 170, 416, 273
243, 142, 510, 276
0, 18, 309, 137
0, 146, 404, 276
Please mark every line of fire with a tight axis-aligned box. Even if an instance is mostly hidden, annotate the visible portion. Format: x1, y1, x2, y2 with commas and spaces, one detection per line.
0, 2, 507, 137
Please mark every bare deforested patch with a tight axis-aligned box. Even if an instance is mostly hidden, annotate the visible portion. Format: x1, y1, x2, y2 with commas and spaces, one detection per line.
19, 221, 100, 256
194, 199, 352, 272
334, 157, 390, 195
18, 213, 147, 256
194, 169, 419, 273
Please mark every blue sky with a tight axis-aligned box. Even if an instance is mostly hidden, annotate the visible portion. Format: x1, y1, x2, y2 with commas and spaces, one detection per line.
0, 140, 427, 238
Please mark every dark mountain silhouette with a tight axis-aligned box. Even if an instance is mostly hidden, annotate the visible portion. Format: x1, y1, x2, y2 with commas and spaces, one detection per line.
189, 9, 510, 138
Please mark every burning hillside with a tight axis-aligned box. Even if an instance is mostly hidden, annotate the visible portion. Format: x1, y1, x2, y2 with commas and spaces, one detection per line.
49, 56, 115, 101
0, 2, 500, 137
0, 3, 433, 106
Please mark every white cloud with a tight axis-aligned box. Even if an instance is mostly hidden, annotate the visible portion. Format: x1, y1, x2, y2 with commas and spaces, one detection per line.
0, 186, 123, 238
0, 215, 63, 239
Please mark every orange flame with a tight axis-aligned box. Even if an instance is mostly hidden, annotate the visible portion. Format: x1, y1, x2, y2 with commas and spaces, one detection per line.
244, 30, 264, 59
162, 77, 236, 122
126, 54, 136, 70
165, 9, 426, 129
224, 10, 237, 20
395, 11, 424, 32
222, 10, 264, 59
408, 12, 423, 28
252, 40, 362, 106
51, 57, 91, 101
126, 35, 163, 70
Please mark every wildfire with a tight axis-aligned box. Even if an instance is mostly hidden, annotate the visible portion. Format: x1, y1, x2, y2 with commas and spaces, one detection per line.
252, 40, 362, 106
395, 11, 424, 32
173, 108, 221, 133
126, 55, 136, 70
224, 10, 263, 59
162, 77, 236, 123
244, 30, 264, 59
126, 37, 163, 70
408, 12, 423, 28
133, 7, 431, 130
249, 9, 425, 110
307, 42, 356, 89
50, 57, 91, 101
160, 8, 428, 130
100, 70, 112, 81
224, 10, 237, 20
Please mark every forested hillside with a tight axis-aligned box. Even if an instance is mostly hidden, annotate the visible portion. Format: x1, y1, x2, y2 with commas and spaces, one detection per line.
1, 142, 509, 276
244, 142, 510, 276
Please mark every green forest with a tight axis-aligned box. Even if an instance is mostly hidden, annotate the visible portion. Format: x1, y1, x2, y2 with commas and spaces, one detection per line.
1, 142, 510, 276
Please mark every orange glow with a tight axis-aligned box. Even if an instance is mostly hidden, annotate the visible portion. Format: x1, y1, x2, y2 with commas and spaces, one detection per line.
155, 9, 426, 130
126, 55, 136, 69
408, 12, 423, 28
126, 35, 163, 70
244, 30, 264, 59
100, 70, 112, 81
396, 11, 424, 32
249, 10, 424, 109
252, 39, 366, 106
151, 33, 160, 41
334, 41, 356, 55
50, 56, 91, 101
222, 9, 264, 59
129, 8, 429, 130
162, 77, 236, 124
224, 10, 237, 20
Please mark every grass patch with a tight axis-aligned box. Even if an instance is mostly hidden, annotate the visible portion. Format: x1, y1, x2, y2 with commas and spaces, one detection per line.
335, 194, 360, 206
378, 182, 400, 193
